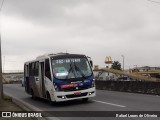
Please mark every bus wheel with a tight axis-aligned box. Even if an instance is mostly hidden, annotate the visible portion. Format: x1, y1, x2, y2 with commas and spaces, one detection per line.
82, 98, 89, 102
47, 92, 53, 105
31, 89, 36, 100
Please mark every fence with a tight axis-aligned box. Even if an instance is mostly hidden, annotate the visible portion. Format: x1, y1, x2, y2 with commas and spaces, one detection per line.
95, 80, 160, 95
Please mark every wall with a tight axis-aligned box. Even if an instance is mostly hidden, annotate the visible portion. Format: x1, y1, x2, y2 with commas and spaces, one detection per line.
95, 80, 160, 95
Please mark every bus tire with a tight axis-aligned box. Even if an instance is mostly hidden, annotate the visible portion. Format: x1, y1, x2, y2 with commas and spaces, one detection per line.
31, 89, 36, 100
82, 98, 89, 102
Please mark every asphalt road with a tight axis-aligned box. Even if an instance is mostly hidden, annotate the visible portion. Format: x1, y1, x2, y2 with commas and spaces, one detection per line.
3, 84, 160, 120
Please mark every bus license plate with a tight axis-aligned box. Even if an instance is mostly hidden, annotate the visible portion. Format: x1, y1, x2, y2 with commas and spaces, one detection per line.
74, 92, 81, 95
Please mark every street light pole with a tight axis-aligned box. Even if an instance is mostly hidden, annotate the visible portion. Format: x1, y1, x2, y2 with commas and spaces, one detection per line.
0, 39, 3, 100
0, 0, 5, 100
3, 55, 5, 73
121, 55, 124, 71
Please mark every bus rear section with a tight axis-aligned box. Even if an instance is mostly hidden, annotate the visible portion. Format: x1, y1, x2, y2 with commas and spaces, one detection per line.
24, 53, 96, 103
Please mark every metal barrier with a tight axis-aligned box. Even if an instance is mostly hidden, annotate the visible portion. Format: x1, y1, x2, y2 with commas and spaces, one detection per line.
95, 68, 160, 82
2, 75, 10, 84
95, 80, 160, 95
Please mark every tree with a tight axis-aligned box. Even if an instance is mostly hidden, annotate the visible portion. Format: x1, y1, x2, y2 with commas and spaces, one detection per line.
111, 61, 122, 70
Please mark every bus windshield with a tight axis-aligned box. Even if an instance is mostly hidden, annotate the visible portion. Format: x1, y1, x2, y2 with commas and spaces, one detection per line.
52, 58, 92, 80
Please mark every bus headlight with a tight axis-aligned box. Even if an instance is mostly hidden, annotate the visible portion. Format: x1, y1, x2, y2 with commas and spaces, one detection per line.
57, 95, 66, 99
89, 91, 95, 95
54, 84, 60, 91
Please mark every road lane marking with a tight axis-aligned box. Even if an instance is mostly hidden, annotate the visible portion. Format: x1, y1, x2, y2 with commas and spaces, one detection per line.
4, 92, 60, 120
93, 100, 126, 108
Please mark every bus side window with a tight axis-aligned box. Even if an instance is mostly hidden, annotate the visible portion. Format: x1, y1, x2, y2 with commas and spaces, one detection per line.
29, 63, 32, 76
45, 59, 51, 80
35, 61, 39, 76
29, 62, 36, 76
25, 65, 29, 77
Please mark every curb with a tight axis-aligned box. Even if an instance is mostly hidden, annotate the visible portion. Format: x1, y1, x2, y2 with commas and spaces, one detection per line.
4, 92, 60, 120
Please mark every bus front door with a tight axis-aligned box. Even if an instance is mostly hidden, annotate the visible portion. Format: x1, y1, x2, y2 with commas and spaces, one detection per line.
40, 62, 46, 98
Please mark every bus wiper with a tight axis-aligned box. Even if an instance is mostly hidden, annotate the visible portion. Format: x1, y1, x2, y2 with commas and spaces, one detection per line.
73, 62, 86, 79
65, 62, 76, 79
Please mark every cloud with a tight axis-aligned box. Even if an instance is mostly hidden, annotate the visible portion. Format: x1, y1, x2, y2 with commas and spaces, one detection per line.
1, 0, 160, 70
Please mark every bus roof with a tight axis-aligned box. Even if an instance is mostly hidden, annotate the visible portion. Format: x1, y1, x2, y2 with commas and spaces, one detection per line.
25, 53, 87, 64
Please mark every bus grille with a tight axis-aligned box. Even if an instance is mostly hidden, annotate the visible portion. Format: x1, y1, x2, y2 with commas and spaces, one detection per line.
62, 86, 90, 92
66, 92, 88, 98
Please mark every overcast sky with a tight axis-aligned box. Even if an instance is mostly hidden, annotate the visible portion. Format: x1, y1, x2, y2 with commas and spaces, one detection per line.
1, 0, 160, 71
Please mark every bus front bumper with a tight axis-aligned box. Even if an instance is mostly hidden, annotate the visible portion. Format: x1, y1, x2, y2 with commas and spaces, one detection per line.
53, 87, 96, 102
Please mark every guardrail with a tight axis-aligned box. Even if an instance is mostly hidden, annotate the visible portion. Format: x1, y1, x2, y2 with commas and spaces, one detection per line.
2, 76, 10, 84
95, 68, 160, 82
2, 72, 23, 84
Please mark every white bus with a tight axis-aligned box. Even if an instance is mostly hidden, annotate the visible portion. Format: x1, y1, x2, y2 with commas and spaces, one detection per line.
24, 53, 95, 103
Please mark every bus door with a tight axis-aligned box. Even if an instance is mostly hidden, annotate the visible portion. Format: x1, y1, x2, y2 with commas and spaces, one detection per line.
34, 61, 40, 96
44, 59, 52, 94
40, 62, 46, 98
24, 64, 30, 93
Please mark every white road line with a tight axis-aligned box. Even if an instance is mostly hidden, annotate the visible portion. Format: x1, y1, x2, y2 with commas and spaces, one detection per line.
93, 100, 126, 108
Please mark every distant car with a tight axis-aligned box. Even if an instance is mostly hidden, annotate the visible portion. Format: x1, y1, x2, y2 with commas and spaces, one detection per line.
21, 79, 25, 87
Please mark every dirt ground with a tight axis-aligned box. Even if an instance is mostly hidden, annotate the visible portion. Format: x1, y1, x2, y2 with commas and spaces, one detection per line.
0, 96, 37, 120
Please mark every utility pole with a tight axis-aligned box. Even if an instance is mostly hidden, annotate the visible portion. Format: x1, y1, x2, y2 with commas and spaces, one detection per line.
0, 39, 2, 100
0, 0, 5, 100
121, 55, 124, 71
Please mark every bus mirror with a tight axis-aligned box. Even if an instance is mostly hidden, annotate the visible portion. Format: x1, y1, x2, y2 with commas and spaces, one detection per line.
90, 60, 93, 67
